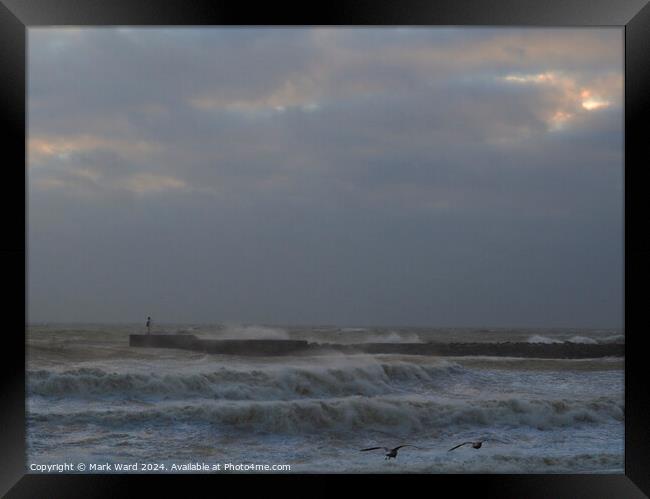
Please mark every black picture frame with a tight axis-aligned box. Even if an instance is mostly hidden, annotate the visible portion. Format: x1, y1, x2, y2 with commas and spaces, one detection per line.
2, 1, 648, 497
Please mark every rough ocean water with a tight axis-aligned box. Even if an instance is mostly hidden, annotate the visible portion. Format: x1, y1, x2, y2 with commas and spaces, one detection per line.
26, 324, 624, 473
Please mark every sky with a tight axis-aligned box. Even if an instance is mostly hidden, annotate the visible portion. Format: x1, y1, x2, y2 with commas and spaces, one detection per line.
27, 27, 623, 328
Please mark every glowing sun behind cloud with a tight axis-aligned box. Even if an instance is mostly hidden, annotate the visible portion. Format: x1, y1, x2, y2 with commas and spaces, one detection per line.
580, 90, 611, 111
502, 71, 616, 131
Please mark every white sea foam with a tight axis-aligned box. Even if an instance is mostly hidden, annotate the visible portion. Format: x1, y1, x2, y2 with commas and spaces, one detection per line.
527, 334, 623, 345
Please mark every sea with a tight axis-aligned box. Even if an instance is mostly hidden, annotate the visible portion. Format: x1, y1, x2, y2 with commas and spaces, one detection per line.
26, 324, 624, 473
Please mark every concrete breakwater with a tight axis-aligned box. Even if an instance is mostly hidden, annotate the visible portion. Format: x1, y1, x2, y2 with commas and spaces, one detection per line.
129, 334, 623, 358
129, 334, 309, 355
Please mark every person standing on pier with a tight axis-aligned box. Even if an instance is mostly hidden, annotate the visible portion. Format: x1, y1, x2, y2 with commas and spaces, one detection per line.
146, 316, 152, 334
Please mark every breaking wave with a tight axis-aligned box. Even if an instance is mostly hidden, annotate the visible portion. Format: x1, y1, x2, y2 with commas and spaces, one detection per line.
28, 362, 463, 400
29, 395, 623, 434
527, 335, 624, 345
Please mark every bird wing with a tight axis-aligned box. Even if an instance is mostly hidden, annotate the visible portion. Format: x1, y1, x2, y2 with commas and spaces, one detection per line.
360, 447, 388, 452
393, 445, 421, 451
448, 442, 472, 451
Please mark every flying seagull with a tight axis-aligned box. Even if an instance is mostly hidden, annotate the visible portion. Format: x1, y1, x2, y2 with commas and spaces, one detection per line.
448, 440, 484, 452
360, 445, 422, 460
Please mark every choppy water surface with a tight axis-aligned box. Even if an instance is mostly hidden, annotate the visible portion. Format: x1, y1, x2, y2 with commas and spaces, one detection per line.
27, 324, 624, 473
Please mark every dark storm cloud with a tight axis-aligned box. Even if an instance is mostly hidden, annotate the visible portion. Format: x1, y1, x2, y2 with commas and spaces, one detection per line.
27, 28, 623, 327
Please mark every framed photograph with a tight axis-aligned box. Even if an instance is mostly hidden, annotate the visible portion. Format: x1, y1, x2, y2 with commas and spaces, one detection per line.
2, 0, 649, 497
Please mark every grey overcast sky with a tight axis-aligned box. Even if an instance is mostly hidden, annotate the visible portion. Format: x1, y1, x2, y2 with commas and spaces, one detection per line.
27, 28, 623, 328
